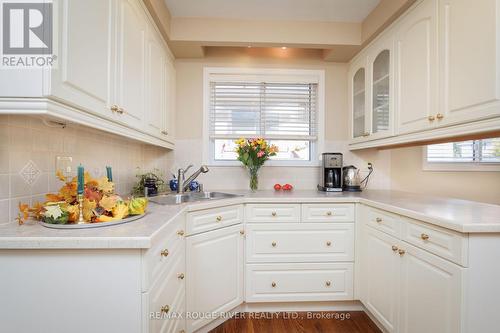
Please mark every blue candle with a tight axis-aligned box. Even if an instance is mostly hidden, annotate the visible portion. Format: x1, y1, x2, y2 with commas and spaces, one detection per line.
106, 166, 113, 182
77, 165, 84, 195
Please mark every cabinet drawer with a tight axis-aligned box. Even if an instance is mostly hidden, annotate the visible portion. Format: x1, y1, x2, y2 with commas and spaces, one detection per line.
364, 205, 402, 238
245, 204, 301, 223
246, 223, 354, 263
302, 204, 355, 222
186, 204, 243, 235
401, 217, 468, 266
145, 250, 186, 333
246, 263, 354, 302
142, 213, 185, 291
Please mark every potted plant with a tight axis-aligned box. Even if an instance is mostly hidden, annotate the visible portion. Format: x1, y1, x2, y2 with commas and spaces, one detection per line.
132, 168, 165, 196
234, 138, 278, 191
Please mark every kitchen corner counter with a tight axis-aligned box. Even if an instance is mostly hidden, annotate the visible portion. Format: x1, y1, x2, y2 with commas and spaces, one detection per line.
1, 190, 499, 249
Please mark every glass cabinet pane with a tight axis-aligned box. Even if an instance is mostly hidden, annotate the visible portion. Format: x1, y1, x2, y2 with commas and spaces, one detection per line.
353, 68, 366, 138
372, 50, 390, 133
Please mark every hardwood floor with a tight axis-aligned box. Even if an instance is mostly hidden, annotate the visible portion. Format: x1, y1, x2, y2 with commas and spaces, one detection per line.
209, 311, 382, 333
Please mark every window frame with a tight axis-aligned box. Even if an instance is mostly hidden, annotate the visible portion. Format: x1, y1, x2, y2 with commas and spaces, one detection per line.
422, 139, 500, 172
203, 67, 325, 167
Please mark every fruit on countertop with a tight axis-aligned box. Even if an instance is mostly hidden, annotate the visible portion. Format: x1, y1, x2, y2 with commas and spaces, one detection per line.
129, 197, 148, 215
282, 184, 293, 191
274, 184, 282, 191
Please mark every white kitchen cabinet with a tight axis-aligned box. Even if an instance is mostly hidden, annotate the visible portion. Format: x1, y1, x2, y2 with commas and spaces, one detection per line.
0, 0, 174, 149
49, 0, 114, 120
395, 0, 438, 135
362, 226, 400, 333
437, 0, 500, 126
398, 242, 463, 333
186, 224, 244, 332
114, 0, 147, 130
349, 57, 369, 141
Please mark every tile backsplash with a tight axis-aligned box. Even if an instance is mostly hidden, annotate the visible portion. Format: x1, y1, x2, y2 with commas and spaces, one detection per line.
0, 115, 173, 224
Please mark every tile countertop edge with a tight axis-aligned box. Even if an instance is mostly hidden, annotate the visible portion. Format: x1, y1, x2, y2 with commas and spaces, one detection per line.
1, 190, 500, 250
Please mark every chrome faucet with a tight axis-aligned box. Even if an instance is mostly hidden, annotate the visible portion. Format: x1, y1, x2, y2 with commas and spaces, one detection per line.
177, 165, 209, 193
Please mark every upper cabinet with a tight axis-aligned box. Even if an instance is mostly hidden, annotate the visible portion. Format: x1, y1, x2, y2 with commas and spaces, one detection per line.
349, 0, 500, 149
349, 35, 394, 142
0, 0, 175, 149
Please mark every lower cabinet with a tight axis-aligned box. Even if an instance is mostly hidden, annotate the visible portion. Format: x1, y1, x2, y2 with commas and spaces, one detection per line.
361, 224, 464, 333
186, 224, 244, 332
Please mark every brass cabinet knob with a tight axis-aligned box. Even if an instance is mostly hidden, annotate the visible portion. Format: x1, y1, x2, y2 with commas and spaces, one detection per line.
392, 245, 398, 252
110, 105, 119, 112
363, 132, 370, 137
398, 249, 406, 256
177, 230, 185, 236
326, 211, 332, 216
421, 233, 429, 241
375, 217, 382, 223
326, 241, 332, 246
271, 211, 277, 217
116, 107, 124, 114
428, 115, 436, 121
271, 241, 277, 247
436, 113, 444, 120
240, 230, 245, 235
161, 130, 168, 135
325, 281, 331, 287
216, 216, 222, 222
160, 305, 170, 314
271, 282, 277, 288
160, 249, 169, 257
177, 273, 185, 280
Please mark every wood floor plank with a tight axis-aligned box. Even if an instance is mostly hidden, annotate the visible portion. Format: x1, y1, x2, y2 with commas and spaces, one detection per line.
209, 312, 382, 333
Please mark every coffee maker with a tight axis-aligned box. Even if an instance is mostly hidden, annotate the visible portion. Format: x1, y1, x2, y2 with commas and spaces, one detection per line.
318, 153, 343, 192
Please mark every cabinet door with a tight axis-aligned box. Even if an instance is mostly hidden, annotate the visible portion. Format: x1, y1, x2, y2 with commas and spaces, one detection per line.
395, 0, 438, 134
349, 58, 369, 141
438, 0, 500, 126
145, 29, 167, 138
114, 0, 147, 130
186, 225, 244, 332
369, 37, 394, 139
164, 58, 175, 143
362, 226, 400, 333
399, 242, 463, 333
50, 0, 113, 119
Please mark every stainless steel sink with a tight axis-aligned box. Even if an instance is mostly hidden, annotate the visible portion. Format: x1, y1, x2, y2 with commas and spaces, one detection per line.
148, 191, 241, 205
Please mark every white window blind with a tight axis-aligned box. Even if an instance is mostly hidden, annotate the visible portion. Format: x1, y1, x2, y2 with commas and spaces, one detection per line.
209, 81, 317, 141
427, 138, 500, 163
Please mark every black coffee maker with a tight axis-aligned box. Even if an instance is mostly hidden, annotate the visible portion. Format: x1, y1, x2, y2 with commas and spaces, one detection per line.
318, 153, 343, 192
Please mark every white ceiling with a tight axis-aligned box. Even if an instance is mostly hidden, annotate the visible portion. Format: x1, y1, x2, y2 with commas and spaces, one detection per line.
164, 0, 381, 23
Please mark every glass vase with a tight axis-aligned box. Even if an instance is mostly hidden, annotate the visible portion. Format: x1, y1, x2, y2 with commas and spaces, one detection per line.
248, 166, 260, 192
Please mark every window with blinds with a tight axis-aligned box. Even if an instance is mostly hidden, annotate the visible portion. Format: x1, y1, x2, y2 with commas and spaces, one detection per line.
209, 81, 318, 162
426, 138, 500, 163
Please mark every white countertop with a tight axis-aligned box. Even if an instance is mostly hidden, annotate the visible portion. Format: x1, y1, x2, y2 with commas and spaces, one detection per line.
1, 190, 499, 249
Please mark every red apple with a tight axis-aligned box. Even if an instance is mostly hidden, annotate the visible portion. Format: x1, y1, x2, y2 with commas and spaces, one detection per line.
283, 184, 293, 191
274, 183, 282, 191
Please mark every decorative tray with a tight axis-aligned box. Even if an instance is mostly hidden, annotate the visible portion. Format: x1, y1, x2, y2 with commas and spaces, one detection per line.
39, 213, 146, 229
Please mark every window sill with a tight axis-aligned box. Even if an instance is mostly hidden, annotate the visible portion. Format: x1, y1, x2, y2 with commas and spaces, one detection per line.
422, 162, 500, 172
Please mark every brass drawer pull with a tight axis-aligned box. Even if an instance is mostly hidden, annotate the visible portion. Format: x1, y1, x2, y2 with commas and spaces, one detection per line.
160, 249, 169, 257
161, 130, 169, 135
375, 217, 382, 223
392, 245, 398, 252
177, 273, 185, 280
216, 216, 222, 222
116, 107, 124, 114
240, 230, 245, 235
428, 115, 435, 121
271, 211, 277, 217
271, 241, 277, 247
160, 305, 170, 314
326, 211, 332, 216
421, 233, 429, 241
271, 282, 277, 288
436, 113, 444, 120
363, 132, 370, 137
398, 249, 406, 256
325, 281, 331, 287
110, 105, 119, 112
177, 230, 185, 236
326, 241, 332, 246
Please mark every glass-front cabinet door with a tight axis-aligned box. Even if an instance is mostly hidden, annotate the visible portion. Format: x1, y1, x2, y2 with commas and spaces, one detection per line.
372, 50, 390, 135
353, 68, 366, 138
